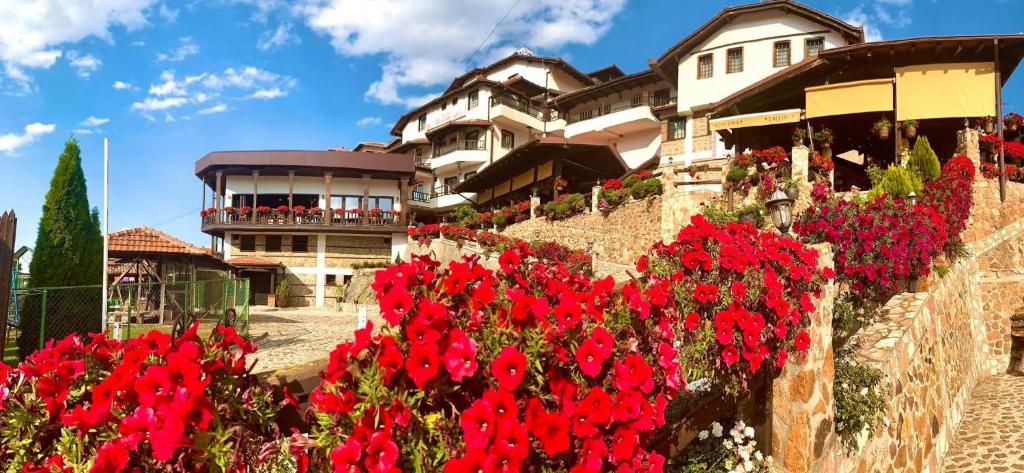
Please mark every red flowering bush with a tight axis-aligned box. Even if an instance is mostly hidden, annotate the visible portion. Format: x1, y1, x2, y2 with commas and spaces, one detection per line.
1005, 112, 1024, 130
920, 155, 975, 253
411, 224, 592, 274
239, 205, 252, 216
276, 204, 289, 214
293, 205, 307, 215
1004, 141, 1024, 164
753, 146, 788, 166
980, 134, 1002, 155
637, 215, 831, 391
796, 189, 948, 298
633, 169, 653, 180
810, 151, 834, 175
601, 179, 623, 191
256, 205, 272, 214
981, 162, 1000, 179
0, 325, 294, 471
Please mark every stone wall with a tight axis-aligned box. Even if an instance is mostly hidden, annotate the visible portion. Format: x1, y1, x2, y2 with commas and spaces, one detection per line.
499, 196, 663, 267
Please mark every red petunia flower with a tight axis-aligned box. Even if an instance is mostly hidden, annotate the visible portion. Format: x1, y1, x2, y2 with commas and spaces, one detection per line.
405, 343, 441, 389
693, 283, 719, 305
380, 288, 414, 325
444, 329, 478, 382
794, 331, 811, 351
499, 249, 521, 273
460, 399, 495, 449
90, 441, 130, 473
684, 312, 701, 331
491, 346, 527, 391
574, 339, 606, 378
614, 354, 654, 394
533, 411, 571, 457
483, 389, 519, 423
364, 431, 399, 473
721, 345, 740, 366
330, 438, 362, 473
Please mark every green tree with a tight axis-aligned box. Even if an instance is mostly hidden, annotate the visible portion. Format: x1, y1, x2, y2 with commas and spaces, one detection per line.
908, 135, 941, 181
868, 165, 922, 200
18, 139, 103, 358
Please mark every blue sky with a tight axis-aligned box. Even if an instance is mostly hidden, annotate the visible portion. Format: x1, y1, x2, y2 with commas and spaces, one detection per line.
1, 0, 1023, 254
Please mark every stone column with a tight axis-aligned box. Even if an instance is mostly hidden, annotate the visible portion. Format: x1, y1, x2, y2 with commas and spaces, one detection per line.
771, 245, 836, 473
530, 195, 541, 220
957, 127, 981, 169
659, 165, 678, 241
791, 146, 813, 214
591, 185, 601, 213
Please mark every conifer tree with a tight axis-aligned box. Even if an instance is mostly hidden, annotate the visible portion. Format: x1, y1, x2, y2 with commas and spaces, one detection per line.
18, 139, 103, 358
908, 135, 941, 181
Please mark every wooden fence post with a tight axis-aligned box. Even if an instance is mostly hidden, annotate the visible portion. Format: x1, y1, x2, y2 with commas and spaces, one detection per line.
0, 211, 17, 354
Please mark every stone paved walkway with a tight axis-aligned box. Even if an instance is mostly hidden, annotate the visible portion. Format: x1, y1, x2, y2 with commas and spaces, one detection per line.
245, 307, 383, 374
942, 373, 1024, 472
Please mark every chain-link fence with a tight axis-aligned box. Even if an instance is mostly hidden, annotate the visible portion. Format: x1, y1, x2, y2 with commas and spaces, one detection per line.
8, 278, 250, 360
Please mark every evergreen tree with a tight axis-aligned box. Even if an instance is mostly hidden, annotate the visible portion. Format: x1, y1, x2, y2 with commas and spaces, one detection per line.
908, 136, 941, 181
18, 139, 103, 358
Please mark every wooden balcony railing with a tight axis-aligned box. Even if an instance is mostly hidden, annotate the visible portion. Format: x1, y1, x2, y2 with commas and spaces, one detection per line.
566, 93, 677, 124
201, 209, 402, 228
435, 140, 485, 157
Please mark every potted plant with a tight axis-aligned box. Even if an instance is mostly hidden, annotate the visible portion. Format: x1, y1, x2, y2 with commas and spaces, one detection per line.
1005, 112, 1023, 133
900, 119, 918, 139
553, 175, 568, 192
792, 127, 807, 146
736, 203, 763, 228
813, 127, 834, 159
977, 115, 996, 134
872, 117, 892, 140
725, 166, 749, 188
780, 176, 799, 200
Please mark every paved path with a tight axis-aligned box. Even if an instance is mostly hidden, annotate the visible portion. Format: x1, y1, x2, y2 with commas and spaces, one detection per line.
245, 307, 383, 374
942, 373, 1024, 472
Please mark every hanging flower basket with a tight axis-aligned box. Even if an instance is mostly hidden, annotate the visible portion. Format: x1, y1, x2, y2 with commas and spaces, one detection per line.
872, 117, 891, 140
976, 116, 995, 134
903, 119, 918, 139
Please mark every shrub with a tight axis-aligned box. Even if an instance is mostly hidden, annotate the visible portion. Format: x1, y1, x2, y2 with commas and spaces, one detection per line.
451, 204, 480, 228
666, 420, 773, 472
629, 178, 663, 200
0, 326, 294, 471
834, 345, 888, 451
543, 193, 586, 220
869, 165, 921, 199
907, 136, 941, 181
276, 278, 292, 307
920, 155, 975, 254
1005, 141, 1024, 164
725, 166, 748, 184
980, 134, 1002, 155
491, 212, 508, 227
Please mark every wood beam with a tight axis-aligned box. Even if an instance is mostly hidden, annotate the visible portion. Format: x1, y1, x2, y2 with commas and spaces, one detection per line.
214, 171, 223, 223
362, 174, 371, 225
324, 172, 333, 225
251, 170, 259, 222
288, 170, 295, 223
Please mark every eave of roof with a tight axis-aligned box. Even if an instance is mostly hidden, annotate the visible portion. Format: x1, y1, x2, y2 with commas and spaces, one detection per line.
549, 70, 664, 110
195, 150, 415, 177
653, 0, 864, 67
424, 119, 492, 138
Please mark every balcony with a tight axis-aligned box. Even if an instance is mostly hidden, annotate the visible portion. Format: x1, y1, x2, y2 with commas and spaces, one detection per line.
429, 186, 475, 210
430, 140, 488, 171
200, 208, 406, 235
409, 190, 431, 207
564, 93, 675, 139
490, 95, 549, 130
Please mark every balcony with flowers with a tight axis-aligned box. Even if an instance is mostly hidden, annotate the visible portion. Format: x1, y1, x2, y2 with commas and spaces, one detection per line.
200, 203, 404, 234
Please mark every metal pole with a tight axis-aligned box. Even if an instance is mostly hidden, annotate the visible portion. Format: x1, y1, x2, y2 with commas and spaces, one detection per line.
125, 284, 134, 340
38, 289, 47, 349
102, 138, 109, 332
995, 39, 1006, 202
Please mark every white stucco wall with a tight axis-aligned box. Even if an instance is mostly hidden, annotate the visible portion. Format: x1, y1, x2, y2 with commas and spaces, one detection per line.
676, 11, 850, 112
223, 175, 401, 208
614, 128, 662, 169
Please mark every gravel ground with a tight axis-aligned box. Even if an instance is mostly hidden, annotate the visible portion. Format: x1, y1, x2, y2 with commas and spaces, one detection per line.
246, 306, 384, 374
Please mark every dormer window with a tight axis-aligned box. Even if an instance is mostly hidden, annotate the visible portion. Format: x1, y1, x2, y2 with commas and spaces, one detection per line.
805, 37, 824, 57
697, 54, 713, 79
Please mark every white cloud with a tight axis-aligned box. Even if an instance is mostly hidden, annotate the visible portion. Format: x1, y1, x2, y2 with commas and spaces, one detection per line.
356, 116, 382, 127
113, 80, 136, 90
198, 103, 228, 115
156, 36, 199, 62
258, 22, 300, 51
250, 87, 286, 99
0, 122, 57, 154
72, 128, 94, 135
843, 0, 914, 43
158, 3, 179, 22
80, 115, 110, 127
203, 66, 296, 91
296, 0, 625, 106
130, 96, 188, 111
0, 0, 155, 84
132, 40, 147, 47
66, 50, 102, 78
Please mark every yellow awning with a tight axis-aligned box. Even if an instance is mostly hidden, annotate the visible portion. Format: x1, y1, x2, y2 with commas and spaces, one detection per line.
805, 78, 893, 119
895, 62, 996, 120
709, 109, 803, 131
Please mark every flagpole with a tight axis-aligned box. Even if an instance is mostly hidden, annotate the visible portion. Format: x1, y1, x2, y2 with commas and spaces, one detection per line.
102, 137, 109, 331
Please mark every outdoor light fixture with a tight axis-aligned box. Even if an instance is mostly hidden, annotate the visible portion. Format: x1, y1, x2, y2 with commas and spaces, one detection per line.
907, 190, 918, 206
765, 188, 796, 234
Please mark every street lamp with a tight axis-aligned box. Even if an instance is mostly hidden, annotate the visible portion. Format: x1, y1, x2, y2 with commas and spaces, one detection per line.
907, 190, 918, 206
765, 188, 796, 234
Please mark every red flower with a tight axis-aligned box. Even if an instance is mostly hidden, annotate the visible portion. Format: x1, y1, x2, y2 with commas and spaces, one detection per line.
573, 386, 611, 437
444, 329, 478, 382
693, 283, 719, 305
614, 354, 654, 394
491, 346, 527, 391
533, 411, 571, 457
721, 345, 740, 366
405, 343, 441, 389
484, 389, 519, 423
460, 399, 495, 449
499, 249, 521, 273
794, 331, 811, 352
380, 289, 414, 325
364, 431, 399, 473
574, 339, 606, 378
90, 441, 129, 473
684, 312, 700, 331
331, 438, 362, 473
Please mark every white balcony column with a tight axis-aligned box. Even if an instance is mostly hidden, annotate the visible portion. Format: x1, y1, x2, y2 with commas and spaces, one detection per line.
251, 170, 259, 221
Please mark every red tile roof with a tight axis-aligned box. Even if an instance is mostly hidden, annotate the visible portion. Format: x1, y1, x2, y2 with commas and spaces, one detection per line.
226, 256, 283, 267
109, 227, 210, 256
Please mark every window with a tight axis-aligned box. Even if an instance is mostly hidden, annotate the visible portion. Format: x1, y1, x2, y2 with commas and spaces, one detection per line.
331, 195, 363, 211
468, 90, 479, 109
368, 196, 394, 211
441, 101, 448, 111
417, 115, 426, 131
443, 176, 459, 194
773, 41, 791, 67
726, 47, 743, 74
326, 274, 337, 286
292, 235, 308, 253
265, 235, 282, 252
464, 171, 476, 181
805, 37, 824, 57
501, 130, 515, 149
667, 117, 686, 141
697, 54, 713, 79
239, 235, 255, 252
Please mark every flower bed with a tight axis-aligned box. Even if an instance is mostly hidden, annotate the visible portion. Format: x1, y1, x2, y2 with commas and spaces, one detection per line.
295, 216, 829, 471
544, 193, 587, 220
0, 325, 293, 471
597, 170, 662, 211
408, 224, 592, 274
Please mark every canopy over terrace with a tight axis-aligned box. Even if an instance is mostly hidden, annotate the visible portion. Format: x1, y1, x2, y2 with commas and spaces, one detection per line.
455, 137, 630, 205
708, 35, 1024, 191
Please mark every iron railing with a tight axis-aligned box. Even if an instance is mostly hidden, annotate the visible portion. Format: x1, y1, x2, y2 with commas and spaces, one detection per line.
566, 93, 677, 124
435, 140, 486, 157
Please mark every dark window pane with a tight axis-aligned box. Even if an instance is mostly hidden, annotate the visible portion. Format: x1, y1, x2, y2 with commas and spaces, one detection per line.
292, 235, 308, 252
265, 235, 281, 252
240, 235, 255, 252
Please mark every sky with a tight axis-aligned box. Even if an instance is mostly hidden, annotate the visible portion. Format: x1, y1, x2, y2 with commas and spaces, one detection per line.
1, 0, 1023, 256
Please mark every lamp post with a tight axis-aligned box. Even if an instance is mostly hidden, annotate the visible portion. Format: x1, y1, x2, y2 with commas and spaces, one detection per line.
765, 188, 796, 234
907, 190, 918, 206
